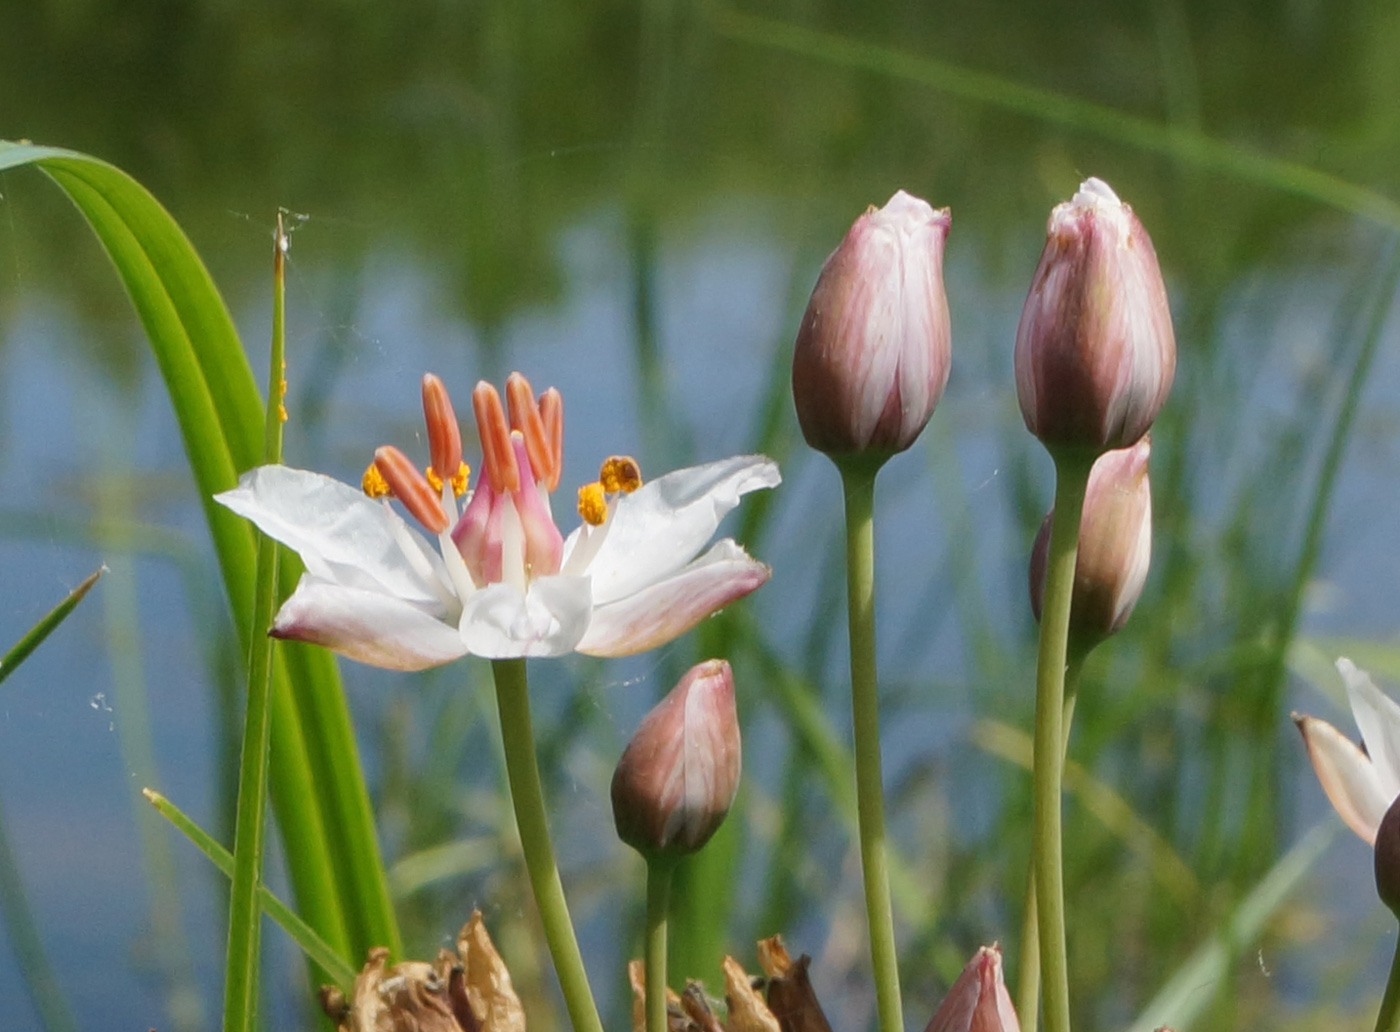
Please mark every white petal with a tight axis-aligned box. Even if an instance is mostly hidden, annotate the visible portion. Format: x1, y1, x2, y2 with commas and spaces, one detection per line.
576, 540, 770, 657
1338, 658, 1400, 800
218, 465, 450, 606
583, 455, 780, 605
1294, 711, 1392, 844
272, 575, 468, 672
459, 576, 593, 658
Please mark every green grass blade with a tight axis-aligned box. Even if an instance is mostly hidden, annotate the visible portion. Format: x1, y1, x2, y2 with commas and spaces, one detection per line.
144, 790, 358, 989
706, 6, 1400, 231
1123, 821, 1337, 1032
0, 567, 104, 687
0, 140, 398, 963
222, 217, 289, 1032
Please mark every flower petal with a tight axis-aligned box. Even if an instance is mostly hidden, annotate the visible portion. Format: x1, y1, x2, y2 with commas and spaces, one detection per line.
218, 465, 450, 606
458, 576, 593, 658
577, 455, 780, 605
1293, 711, 1391, 844
272, 575, 469, 672
1338, 658, 1400, 800
576, 539, 770, 657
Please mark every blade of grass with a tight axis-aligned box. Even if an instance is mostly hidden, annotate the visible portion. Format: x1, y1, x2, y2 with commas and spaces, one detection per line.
705, 5, 1400, 231
0, 567, 103, 687
0, 141, 399, 963
1123, 820, 1336, 1032
143, 790, 358, 989
222, 217, 289, 1032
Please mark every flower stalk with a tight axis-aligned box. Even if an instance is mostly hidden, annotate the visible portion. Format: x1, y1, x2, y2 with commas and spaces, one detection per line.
838, 455, 903, 1032
490, 657, 603, 1032
1030, 448, 1093, 1032
1378, 941, 1400, 1032
645, 858, 675, 1032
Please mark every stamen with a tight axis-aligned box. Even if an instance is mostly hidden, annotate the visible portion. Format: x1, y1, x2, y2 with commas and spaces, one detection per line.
426, 461, 471, 498
374, 445, 449, 534
539, 388, 563, 492
506, 372, 555, 488
421, 373, 463, 481
362, 462, 392, 498
577, 482, 608, 526
599, 456, 643, 494
472, 381, 520, 494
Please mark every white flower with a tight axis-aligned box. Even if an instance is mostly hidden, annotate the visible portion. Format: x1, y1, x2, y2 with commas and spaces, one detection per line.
1293, 658, 1400, 845
216, 373, 779, 670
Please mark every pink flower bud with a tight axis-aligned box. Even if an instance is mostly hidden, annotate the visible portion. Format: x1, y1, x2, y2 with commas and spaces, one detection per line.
922, 945, 1020, 1032
1029, 437, 1152, 647
1014, 178, 1175, 452
792, 190, 952, 459
611, 659, 741, 860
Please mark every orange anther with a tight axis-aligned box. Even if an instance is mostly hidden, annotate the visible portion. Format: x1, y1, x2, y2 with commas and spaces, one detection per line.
577, 482, 608, 526
362, 462, 392, 498
599, 456, 642, 494
538, 388, 563, 492
421, 373, 462, 482
472, 381, 520, 494
506, 372, 555, 488
374, 445, 449, 534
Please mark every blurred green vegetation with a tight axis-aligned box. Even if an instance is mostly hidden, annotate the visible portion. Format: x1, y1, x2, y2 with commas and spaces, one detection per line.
4, 1, 1400, 1030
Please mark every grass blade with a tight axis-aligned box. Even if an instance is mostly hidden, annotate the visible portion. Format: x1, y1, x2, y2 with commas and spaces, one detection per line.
0, 567, 104, 687
144, 790, 358, 989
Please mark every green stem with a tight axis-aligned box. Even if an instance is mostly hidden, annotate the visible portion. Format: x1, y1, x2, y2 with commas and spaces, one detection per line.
1031, 449, 1093, 1032
1016, 654, 1087, 1032
645, 859, 675, 1032
1377, 929, 1400, 1032
490, 658, 604, 1032
222, 216, 288, 1032
837, 457, 903, 1032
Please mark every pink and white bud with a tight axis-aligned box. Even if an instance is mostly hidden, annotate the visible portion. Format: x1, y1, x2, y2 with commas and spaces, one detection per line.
1029, 437, 1152, 648
922, 945, 1020, 1032
611, 659, 741, 861
1014, 178, 1175, 453
792, 190, 952, 459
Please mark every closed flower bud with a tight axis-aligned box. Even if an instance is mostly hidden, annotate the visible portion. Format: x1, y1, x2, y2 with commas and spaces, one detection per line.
792, 190, 952, 460
1014, 178, 1175, 453
611, 659, 741, 861
1029, 437, 1152, 648
922, 945, 1020, 1032
1377, 794, 1400, 917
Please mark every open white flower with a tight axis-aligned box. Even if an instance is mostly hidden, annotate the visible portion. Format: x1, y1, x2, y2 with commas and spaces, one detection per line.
217, 372, 779, 670
1293, 658, 1400, 845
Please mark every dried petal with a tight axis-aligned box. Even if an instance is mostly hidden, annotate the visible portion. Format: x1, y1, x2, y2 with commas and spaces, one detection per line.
723, 956, 781, 1032
457, 911, 525, 1032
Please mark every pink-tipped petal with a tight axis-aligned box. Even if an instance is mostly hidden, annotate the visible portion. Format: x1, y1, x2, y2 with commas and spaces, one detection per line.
923, 945, 1019, 1032
584, 455, 780, 605
1293, 712, 1391, 844
457, 576, 593, 658
577, 539, 771, 657
271, 575, 469, 672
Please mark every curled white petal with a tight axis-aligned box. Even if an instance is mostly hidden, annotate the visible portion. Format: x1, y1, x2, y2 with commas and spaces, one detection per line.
272, 575, 469, 672
582, 455, 781, 605
458, 576, 593, 658
576, 540, 771, 657
1338, 657, 1400, 801
1295, 711, 1391, 845
218, 466, 449, 606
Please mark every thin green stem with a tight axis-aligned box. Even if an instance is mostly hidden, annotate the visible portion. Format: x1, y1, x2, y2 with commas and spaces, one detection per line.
0, 568, 104, 687
1031, 449, 1093, 1032
490, 658, 604, 1032
837, 457, 903, 1032
646, 859, 675, 1032
1378, 930, 1400, 1032
222, 217, 288, 1032
1017, 654, 1087, 1032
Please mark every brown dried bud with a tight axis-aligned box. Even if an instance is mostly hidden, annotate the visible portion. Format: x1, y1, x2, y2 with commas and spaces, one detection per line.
756, 936, 834, 1032
612, 659, 741, 860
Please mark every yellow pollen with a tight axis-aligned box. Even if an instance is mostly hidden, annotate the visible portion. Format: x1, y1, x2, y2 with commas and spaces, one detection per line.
599, 455, 642, 494
577, 482, 608, 526
362, 462, 392, 498
426, 461, 471, 498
